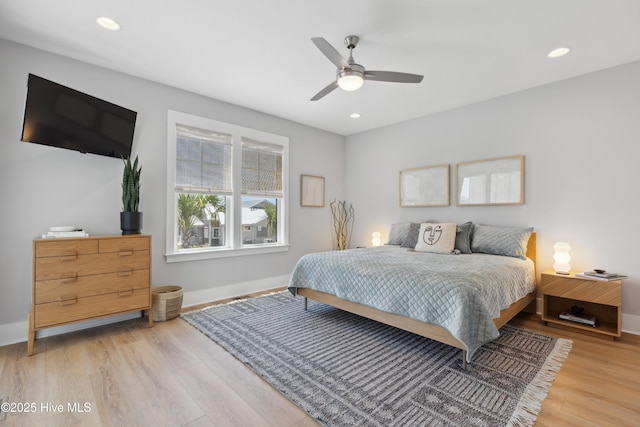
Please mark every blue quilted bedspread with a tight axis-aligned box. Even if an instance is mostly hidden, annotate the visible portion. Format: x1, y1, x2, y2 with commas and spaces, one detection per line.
288, 245, 535, 361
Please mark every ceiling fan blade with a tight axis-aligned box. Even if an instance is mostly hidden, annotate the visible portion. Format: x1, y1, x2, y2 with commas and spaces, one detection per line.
311, 81, 339, 101
364, 70, 424, 83
311, 37, 349, 69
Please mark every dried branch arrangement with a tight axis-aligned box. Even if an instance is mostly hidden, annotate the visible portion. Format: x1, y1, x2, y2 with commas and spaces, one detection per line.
330, 199, 354, 250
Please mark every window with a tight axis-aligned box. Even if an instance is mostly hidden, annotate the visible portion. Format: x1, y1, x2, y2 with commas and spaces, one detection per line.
166, 111, 289, 262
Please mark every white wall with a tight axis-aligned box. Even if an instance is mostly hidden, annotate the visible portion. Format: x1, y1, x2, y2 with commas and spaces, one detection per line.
345, 60, 640, 331
0, 39, 344, 329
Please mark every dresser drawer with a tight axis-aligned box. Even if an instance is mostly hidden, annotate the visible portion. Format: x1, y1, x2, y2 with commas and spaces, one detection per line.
34, 287, 150, 328
100, 236, 150, 253
35, 239, 99, 258
35, 250, 150, 281
35, 269, 150, 304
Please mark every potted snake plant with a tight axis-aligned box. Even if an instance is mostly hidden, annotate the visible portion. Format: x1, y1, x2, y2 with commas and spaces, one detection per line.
120, 155, 142, 235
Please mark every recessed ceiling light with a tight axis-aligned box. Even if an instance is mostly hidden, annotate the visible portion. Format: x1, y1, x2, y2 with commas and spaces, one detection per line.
547, 47, 571, 59
350, 113, 361, 119
96, 16, 121, 31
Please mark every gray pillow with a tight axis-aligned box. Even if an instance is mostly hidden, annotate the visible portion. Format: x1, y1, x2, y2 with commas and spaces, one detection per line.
386, 223, 410, 245
471, 224, 533, 259
454, 222, 473, 254
401, 220, 438, 248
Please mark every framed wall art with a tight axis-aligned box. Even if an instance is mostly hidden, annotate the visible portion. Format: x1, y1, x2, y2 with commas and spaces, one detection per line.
455, 155, 524, 206
399, 164, 450, 207
300, 174, 325, 207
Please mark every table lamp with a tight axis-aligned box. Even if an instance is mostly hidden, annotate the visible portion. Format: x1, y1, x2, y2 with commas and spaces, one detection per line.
553, 242, 571, 275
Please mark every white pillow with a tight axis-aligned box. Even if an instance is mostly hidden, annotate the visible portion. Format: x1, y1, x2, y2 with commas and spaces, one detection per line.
414, 223, 457, 254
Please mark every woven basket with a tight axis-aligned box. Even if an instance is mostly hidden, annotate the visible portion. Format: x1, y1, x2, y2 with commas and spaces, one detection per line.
152, 286, 183, 321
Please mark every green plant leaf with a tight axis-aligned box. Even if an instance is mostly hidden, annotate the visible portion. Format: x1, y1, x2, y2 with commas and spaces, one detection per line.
122, 155, 142, 212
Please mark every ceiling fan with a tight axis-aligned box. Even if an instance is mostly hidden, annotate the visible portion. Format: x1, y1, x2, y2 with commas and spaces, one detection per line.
310, 35, 424, 101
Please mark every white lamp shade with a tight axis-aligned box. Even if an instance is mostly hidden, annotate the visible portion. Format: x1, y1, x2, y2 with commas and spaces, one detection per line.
371, 232, 381, 247
553, 242, 571, 273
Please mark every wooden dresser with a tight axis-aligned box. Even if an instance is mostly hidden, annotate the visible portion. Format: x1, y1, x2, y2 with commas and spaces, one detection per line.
28, 234, 153, 355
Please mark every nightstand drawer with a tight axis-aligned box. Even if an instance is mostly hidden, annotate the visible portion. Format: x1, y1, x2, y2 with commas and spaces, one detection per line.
541, 274, 621, 306
34, 287, 150, 328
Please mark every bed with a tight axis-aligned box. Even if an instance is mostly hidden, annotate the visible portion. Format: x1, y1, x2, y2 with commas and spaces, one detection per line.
288, 223, 537, 367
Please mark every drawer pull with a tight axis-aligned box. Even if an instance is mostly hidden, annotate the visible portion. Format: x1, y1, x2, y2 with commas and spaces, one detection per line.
60, 252, 78, 261
118, 269, 134, 276
118, 288, 133, 297
61, 273, 78, 283
118, 250, 134, 257
59, 296, 77, 306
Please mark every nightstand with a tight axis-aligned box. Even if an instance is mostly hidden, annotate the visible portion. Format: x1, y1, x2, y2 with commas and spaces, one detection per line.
541, 270, 622, 339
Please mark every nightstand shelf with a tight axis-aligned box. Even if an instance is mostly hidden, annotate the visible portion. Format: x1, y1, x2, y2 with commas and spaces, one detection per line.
541, 270, 622, 339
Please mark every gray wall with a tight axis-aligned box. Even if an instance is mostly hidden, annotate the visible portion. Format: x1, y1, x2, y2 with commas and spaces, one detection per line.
345, 60, 640, 330
0, 39, 344, 327
2, 36, 639, 335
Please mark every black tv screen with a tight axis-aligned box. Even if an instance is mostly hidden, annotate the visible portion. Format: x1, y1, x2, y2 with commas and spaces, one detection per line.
21, 74, 137, 159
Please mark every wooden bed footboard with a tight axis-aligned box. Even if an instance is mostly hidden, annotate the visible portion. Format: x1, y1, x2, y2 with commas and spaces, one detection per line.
294, 233, 537, 367
296, 287, 466, 349
296, 288, 536, 348
296, 288, 536, 369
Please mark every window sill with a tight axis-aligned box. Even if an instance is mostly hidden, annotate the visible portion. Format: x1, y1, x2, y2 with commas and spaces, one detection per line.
165, 243, 290, 263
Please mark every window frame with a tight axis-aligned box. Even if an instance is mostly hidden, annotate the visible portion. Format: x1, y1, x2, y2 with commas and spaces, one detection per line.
166, 110, 289, 262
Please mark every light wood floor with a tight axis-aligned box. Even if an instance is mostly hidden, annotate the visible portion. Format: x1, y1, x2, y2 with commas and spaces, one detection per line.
1, 290, 638, 427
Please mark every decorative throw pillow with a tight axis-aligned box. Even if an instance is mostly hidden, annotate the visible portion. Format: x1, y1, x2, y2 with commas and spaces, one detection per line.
401, 222, 421, 248
401, 220, 438, 248
471, 224, 533, 259
454, 221, 473, 254
414, 223, 457, 254
386, 223, 410, 245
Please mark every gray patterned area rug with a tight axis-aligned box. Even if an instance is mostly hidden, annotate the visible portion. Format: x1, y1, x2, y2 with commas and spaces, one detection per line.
181, 292, 571, 427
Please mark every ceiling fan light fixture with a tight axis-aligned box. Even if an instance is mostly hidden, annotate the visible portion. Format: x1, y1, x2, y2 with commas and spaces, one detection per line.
338, 72, 364, 91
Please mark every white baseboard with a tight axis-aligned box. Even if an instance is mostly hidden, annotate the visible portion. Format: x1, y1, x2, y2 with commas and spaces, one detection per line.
180, 274, 290, 309
622, 313, 640, 335
0, 320, 31, 347
3, 284, 636, 348
0, 275, 290, 348
0, 312, 142, 348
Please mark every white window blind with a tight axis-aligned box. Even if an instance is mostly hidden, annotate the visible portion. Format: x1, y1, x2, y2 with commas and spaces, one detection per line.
241, 138, 283, 197
176, 124, 232, 194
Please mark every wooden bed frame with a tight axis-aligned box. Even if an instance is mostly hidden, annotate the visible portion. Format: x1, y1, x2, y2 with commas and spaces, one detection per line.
295, 233, 537, 368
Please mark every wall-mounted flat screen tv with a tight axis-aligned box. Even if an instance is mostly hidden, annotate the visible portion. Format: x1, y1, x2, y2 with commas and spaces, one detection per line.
21, 73, 137, 159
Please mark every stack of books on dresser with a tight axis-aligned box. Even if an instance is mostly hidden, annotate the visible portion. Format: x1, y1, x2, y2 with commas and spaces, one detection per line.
575, 271, 627, 281
42, 226, 89, 238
